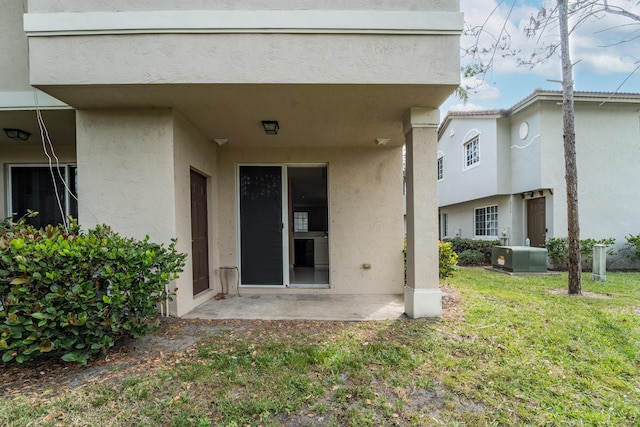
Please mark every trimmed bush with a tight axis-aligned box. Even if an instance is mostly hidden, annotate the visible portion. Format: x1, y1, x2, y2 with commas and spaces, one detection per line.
443, 238, 499, 265
439, 240, 458, 278
457, 249, 485, 266
0, 218, 185, 364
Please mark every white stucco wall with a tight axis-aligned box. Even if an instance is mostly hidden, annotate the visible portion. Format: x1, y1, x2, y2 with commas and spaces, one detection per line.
75, 109, 177, 243
28, 1, 459, 13
25, 3, 462, 92
437, 116, 502, 207
172, 111, 219, 316
511, 107, 543, 194
0, 0, 30, 92
495, 117, 512, 194
216, 146, 405, 296
28, 34, 459, 88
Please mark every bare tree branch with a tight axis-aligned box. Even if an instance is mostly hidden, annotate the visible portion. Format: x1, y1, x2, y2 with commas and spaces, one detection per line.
603, 0, 640, 21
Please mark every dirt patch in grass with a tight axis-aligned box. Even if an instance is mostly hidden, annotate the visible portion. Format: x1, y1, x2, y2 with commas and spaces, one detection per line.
1, 286, 463, 402
0, 317, 226, 400
441, 283, 464, 321
548, 288, 611, 298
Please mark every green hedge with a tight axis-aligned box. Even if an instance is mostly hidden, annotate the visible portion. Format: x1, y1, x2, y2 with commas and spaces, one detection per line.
0, 219, 185, 364
443, 238, 499, 265
545, 237, 616, 270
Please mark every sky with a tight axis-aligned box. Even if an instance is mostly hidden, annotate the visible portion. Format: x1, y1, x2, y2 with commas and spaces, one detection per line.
440, 0, 640, 117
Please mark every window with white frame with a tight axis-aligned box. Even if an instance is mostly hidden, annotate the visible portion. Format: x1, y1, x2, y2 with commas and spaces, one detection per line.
474, 205, 498, 237
293, 211, 309, 232
464, 136, 480, 169
8, 165, 77, 228
437, 155, 444, 181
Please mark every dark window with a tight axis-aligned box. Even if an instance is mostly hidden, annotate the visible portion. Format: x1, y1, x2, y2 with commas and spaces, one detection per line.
10, 165, 77, 228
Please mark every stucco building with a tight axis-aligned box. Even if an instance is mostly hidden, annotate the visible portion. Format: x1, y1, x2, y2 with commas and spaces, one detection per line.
437, 90, 640, 267
1, 1, 463, 317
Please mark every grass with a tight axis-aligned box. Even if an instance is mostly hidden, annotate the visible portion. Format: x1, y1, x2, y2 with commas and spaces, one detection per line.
1, 269, 639, 426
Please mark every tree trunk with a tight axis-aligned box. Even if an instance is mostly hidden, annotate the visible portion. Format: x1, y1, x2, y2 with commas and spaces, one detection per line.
558, 0, 582, 295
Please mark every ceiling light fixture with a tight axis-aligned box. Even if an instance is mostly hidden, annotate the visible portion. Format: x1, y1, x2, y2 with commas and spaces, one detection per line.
3, 128, 30, 141
262, 120, 279, 135
214, 138, 229, 146
375, 138, 390, 146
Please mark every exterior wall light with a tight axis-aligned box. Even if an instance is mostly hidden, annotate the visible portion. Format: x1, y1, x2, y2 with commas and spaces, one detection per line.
262, 121, 279, 135
3, 128, 31, 141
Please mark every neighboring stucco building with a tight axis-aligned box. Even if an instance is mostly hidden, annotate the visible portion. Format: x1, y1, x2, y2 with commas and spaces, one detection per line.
437, 90, 640, 267
1, 1, 463, 317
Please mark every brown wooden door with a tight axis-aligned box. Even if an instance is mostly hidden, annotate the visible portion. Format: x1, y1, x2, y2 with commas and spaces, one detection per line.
191, 170, 209, 295
527, 197, 546, 248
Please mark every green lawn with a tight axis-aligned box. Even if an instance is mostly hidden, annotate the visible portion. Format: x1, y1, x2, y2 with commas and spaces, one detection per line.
1, 269, 639, 426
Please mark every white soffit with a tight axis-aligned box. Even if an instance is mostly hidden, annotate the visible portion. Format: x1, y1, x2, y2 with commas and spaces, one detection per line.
0, 91, 70, 111
24, 10, 463, 36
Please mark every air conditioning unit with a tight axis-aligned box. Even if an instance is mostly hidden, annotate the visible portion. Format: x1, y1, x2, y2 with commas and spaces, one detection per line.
491, 246, 547, 273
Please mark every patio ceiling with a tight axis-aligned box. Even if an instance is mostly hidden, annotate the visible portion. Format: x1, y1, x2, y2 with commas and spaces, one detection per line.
33, 83, 455, 148
0, 109, 75, 146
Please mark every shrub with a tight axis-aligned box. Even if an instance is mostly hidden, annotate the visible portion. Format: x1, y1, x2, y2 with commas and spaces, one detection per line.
0, 218, 185, 364
581, 238, 616, 266
546, 237, 569, 267
457, 249, 485, 266
403, 239, 458, 280
443, 238, 499, 265
439, 240, 458, 278
625, 233, 640, 261
545, 237, 616, 270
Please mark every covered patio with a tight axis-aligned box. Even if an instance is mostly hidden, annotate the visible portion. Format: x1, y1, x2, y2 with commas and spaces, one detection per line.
183, 293, 405, 321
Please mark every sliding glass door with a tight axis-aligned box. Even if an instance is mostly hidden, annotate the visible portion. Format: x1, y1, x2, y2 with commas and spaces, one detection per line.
239, 166, 285, 286
238, 164, 329, 287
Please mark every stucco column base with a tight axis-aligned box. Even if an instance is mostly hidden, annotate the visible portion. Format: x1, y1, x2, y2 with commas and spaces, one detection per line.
404, 286, 442, 318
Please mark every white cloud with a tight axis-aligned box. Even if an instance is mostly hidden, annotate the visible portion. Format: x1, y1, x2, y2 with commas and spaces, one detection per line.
460, 75, 502, 101
460, 0, 640, 79
578, 54, 639, 74
449, 102, 488, 112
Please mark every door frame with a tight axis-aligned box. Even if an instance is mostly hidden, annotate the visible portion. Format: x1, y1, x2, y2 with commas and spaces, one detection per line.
236, 163, 329, 288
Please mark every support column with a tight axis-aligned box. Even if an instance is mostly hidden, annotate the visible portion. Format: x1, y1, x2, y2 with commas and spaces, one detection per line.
404, 107, 442, 318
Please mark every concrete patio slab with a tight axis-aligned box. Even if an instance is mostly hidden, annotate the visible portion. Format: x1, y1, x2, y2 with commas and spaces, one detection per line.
183, 294, 406, 321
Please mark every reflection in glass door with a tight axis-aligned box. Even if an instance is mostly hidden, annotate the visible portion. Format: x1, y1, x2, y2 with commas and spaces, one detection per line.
288, 166, 329, 287
239, 166, 284, 286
